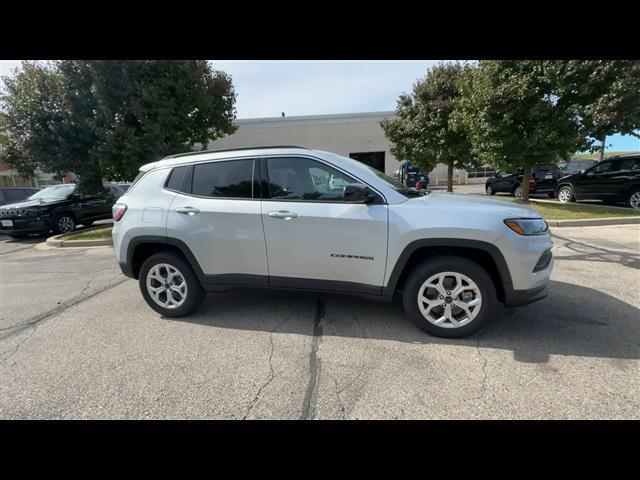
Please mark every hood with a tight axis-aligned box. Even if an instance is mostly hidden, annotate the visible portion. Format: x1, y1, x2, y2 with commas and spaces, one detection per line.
0, 197, 65, 210
417, 192, 541, 218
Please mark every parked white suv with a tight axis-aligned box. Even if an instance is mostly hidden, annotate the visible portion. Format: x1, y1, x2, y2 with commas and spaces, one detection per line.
112, 146, 553, 338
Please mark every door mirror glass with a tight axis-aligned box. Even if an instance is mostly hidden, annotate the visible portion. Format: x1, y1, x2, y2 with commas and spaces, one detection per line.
343, 183, 377, 203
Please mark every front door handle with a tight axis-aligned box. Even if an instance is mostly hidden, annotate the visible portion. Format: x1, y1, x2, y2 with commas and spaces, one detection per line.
267, 210, 298, 220
175, 206, 200, 215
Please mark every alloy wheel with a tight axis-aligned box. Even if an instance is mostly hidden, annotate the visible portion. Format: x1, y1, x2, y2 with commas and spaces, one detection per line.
417, 271, 482, 329
558, 187, 572, 203
146, 263, 188, 309
58, 216, 75, 233
630, 191, 640, 209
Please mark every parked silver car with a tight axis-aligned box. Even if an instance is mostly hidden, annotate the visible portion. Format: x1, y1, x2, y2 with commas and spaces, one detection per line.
112, 146, 553, 338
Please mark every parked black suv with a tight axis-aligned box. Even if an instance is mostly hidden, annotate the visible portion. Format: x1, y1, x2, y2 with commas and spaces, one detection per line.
485, 165, 563, 198
0, 187, 40, 206
0, 182, 125, 238
555, 155, 640, 209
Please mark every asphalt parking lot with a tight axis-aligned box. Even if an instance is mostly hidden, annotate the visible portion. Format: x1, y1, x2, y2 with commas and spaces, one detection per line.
1, 225, 638, 419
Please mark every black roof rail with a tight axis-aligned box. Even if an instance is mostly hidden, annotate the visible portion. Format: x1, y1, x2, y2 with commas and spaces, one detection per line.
164, 145, 309, 160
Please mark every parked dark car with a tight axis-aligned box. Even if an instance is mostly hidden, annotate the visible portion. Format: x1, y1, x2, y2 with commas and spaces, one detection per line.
555, 155, 640, 209
485, 165, 563, 198
0, 182, 125, 238
0, 187, 40, 206
399, 161, 429, 188
558, 159, 598, 177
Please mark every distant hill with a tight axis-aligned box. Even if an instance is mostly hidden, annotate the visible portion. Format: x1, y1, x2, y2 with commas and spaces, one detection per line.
571, 151, 639, 160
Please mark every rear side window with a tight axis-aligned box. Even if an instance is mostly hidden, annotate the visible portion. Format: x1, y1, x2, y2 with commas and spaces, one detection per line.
617, 157, 640, 172
4, 189, 30, 201
166, 165, 190, 192
192, 159, 255, 198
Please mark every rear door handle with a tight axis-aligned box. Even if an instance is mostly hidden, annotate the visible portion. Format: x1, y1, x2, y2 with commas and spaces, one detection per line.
175, 206, 200, 215
267, 210, 298, 220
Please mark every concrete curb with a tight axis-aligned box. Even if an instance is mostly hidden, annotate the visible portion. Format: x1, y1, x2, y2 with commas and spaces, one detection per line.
547, 216, 640, 227
46, 227, 113, 248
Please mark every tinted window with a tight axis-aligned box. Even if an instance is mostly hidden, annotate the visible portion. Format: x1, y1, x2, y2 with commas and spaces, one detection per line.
4, 189, 30, 201
590, 161, 614, 174
617, 157, 640, 172
192, 160, 255, 198
166, 166, 189, 192
266, 157, 361, 201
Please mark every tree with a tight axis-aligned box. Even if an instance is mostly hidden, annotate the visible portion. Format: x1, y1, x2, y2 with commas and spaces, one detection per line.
0, 60, 238, 192
545, 60, 640, 160
381, 62, 476, 192
452, 60, 583, 201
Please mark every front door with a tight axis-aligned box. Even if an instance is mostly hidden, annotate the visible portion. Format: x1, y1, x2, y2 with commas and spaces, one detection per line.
574, 159, 618, 200
165, 158, 268, 285
260, 156, 388, 293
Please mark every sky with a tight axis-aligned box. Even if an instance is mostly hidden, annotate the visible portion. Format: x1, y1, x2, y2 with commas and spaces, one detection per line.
2, 60, 639, 152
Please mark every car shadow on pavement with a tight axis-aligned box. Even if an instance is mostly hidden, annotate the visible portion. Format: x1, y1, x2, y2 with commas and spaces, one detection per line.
169, 279, 639, 365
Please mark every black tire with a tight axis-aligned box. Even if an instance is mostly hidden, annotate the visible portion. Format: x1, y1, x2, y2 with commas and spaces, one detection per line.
52, 212, 76, 234
626, 188, 640, 210
402, 255, 498, 338
486, 185, 495, 195
138, 251, 205, 317
556, 184, 575, 203
512, 184, 522, 198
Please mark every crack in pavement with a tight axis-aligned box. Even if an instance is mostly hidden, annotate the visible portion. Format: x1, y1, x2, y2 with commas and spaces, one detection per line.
475, 328, 489, 398
301, 295, 324, 420
241, 315, 293, 420
0, 275, 128, 341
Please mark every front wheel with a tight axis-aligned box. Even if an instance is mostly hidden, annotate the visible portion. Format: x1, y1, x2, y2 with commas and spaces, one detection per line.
513, 185, 523, 198
627, 188, 640, 210
402, 256, 498, 338
52, 213, 76, 234
139, 251, 205, 317
557, 185, 575, 203
486, 185, 495, 195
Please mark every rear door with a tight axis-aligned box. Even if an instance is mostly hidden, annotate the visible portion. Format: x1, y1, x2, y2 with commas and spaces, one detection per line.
165, 159, 268, 285
260, 155, 388, 292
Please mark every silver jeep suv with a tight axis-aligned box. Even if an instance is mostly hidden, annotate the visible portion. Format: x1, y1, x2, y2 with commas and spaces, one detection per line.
112, 146, 553, 338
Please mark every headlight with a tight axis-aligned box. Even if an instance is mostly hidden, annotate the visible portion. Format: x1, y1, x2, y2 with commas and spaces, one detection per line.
26, 207, 48, 216
504, 218, 548, 235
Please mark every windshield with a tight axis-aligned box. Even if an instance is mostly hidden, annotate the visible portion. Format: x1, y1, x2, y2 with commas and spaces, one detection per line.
28, 184, 76, 200
365, 165, 427, 198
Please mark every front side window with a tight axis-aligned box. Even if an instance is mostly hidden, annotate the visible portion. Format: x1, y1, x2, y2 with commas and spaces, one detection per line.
589, 161, 614, 175
266, 157, 362, 201
192, 159, 255, 198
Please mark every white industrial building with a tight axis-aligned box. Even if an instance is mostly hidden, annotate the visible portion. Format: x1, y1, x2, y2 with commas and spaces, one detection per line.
209, 111, 493, 185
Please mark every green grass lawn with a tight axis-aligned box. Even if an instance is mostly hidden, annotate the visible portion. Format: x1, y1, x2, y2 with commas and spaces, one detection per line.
490, 196, 639, 220
59, 226, 113, 241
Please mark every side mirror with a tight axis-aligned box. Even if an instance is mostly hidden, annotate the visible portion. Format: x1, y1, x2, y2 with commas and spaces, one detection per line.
344, 183, 378, 203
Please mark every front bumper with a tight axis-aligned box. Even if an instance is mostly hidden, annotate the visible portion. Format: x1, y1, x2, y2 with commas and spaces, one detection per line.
503, 284, 548, 307
0, 216, 50, 235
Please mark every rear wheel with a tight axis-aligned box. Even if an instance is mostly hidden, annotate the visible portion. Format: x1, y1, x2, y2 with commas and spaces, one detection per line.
139, 251, 205, 317
627, 188, 640, 210
557, 185, 575, 203
402, 256, 498, 338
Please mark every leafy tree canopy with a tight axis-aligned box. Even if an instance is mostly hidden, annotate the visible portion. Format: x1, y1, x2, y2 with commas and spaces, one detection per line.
381, 62, 476, 191
0, 60, 238, 191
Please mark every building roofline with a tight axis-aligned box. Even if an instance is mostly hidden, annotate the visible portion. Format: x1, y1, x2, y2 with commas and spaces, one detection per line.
234, 110, 395, 124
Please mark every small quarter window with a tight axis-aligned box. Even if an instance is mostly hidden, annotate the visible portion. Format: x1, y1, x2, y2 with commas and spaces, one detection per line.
166, 166, 190, 192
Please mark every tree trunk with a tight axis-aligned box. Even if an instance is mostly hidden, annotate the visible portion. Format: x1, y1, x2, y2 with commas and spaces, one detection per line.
521, 164, 532, 202
447, 161, 454, 192
599, 135, 606, 162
